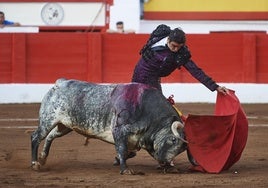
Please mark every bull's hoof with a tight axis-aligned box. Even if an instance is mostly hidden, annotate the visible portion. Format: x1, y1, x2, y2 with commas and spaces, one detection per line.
31, 161, 41, 171
38, 152, 47, 165
120, 168, 145, 175
120, 169, 134, 175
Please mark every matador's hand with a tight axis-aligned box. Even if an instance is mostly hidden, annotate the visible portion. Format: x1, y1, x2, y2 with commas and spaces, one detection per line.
217, 86, 229, 95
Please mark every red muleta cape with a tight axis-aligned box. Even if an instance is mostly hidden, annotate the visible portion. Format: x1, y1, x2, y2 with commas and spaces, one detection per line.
184, 90, 248, 173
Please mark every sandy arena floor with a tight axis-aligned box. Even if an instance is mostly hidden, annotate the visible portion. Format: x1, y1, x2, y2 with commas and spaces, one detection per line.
0, 103, 267, 187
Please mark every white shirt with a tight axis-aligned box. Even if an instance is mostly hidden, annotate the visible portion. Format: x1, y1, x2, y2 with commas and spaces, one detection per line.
151, 37, 168, 48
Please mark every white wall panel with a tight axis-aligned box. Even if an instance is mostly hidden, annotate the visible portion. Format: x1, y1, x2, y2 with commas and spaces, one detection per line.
0, 2, 105, 26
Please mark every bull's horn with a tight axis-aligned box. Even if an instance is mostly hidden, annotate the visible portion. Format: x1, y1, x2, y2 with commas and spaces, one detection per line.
171, 121, 188, 143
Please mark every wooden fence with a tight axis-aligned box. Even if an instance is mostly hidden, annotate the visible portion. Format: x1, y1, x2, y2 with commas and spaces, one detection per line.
1, 31, 267, 84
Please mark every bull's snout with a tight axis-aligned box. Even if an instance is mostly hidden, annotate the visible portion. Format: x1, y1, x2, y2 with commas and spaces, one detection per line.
158, 160, 174, 168
158, 160, 179, 173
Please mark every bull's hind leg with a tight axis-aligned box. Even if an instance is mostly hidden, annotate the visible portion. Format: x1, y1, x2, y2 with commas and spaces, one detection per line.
31, 122, 72, 171
31, 124, 53, 171
38, 123, 72, 166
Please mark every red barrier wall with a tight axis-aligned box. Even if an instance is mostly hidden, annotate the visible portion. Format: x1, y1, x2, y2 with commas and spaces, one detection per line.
0, 32, 267, 84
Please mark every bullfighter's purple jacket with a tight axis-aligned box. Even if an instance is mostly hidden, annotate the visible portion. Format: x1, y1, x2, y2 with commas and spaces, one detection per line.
132, 45, 219, 91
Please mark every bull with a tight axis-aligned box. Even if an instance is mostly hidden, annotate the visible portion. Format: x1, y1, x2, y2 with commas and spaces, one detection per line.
31, 78, 187, 174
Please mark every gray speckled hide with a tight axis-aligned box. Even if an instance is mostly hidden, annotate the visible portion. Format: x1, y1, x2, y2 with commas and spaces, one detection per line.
31, 78, 186, 174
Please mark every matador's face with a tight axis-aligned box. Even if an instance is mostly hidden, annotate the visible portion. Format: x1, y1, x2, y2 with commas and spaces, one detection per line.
167, 39, 184, 53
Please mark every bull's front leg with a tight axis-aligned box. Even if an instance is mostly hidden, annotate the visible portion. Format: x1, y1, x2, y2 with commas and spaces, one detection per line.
112, 125, 134, 175
116, 143, 132, 174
